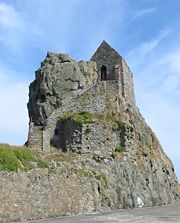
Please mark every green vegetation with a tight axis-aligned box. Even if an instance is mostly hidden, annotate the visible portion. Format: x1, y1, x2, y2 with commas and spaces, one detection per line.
111, 152, 117, 159
85, 127, 91, 134
0, 144, 48, 172
95, 174, 108, 188
58, 112, 125, 129
58, 112, 73, 122
114, 145, 126, 152
83, 72, 91, 77
59, 112, 93, 124
112, 145, 126, 158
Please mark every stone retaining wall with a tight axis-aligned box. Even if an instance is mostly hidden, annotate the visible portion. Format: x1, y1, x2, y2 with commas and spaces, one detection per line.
0, 170, 98, 222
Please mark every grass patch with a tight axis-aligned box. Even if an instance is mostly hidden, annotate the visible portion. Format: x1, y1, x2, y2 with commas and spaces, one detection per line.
58, 112, 125, 129
58, 113, 73, 122
73, 112, 93, 124
114, 145, 126, 153
59, 112, 93, 124
0, 144, 48, 172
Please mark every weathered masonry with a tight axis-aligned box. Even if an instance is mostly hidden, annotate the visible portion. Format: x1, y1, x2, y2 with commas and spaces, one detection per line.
27, 41, 136, 153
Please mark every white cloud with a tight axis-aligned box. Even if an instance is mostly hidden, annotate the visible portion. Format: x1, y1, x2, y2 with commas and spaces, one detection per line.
128, 29, 172, 67
170, 54, 180, 72
145, 50, 180, 95
162, 51, 180, 73
163, 75, 180, 95
133, 7, 157, 20
0, 2, 41, 54
127, 7, 157, 24
0, 2, 22, 48
132, 41, 180, 180
0, 65, 29, 145
0, 2, 20, 28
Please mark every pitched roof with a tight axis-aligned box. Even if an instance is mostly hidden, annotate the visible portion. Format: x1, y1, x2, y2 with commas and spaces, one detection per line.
91, 40, 121, 60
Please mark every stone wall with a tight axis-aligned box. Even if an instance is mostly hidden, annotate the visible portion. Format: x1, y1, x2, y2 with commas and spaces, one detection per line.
28, 123, 43, 150
81, 123, 119, 155
42, 81, 126, 152
90, 41, 136, 106
0, 170, 98, 223
51, 120, 82, 152
51, 121, 123, 155
47, 109, 138, 155
121, 58, 136, 105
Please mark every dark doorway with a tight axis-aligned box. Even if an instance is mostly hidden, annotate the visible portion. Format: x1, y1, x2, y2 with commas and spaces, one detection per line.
101, 65, 107, 81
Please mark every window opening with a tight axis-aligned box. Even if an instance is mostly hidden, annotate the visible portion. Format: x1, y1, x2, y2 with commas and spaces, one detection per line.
101, 65, 107, 81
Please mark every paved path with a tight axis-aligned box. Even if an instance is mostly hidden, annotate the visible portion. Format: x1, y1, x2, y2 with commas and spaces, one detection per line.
26, 200, 180, 223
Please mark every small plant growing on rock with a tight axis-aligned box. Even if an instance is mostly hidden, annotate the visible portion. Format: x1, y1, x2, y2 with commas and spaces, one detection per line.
84, 72, 91, 77
59, 112, 73, 122
114, 145, 126, 152
59, 112, 93, 124
59, 112, 126, 131
73, 112, 93, 124
112, 146, 126, 159
101, 175, 108, 188
85, 127, 91, 134
111, 152, 117, 159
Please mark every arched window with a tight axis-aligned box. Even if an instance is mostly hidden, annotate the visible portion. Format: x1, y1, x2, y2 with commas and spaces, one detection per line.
101, 65, 107, 81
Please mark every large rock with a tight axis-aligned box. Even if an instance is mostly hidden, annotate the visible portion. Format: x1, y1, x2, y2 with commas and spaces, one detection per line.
23, 41, 180, 222
27, 52, 98, 125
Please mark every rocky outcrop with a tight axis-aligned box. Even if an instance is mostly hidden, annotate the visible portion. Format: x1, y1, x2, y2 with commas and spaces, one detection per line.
0, 137, 179, 222
28, 52, 98, 125
19, 41, 180, 222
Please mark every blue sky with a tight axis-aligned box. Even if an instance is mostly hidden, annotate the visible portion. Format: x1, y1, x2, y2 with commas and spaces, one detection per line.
0, 0, 180, 180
